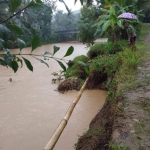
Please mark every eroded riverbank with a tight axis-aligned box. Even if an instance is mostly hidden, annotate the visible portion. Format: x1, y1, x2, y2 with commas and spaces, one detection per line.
75, 24, 150, 150
0, 42, 106, 150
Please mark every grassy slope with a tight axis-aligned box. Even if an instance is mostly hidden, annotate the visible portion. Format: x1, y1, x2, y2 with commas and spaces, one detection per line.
75, 23, 150, 150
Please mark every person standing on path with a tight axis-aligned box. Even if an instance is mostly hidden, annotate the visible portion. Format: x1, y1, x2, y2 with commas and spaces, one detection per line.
123, 21, 137, 50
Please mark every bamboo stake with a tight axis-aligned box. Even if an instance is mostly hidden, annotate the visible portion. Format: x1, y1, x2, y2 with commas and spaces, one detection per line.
44, 77, 89, 150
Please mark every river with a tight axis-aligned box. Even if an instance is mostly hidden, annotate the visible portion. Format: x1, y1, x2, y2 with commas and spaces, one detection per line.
0, 42, 106, 150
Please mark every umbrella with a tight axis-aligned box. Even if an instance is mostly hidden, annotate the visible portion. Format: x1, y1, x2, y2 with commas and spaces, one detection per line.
118, 12, 137, 19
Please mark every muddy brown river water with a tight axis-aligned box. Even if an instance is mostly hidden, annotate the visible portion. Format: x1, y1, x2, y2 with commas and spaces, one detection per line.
0, 42, 106, 150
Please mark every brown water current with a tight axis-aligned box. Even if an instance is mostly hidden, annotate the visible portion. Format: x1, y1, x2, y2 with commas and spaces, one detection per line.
0, 42, 106, 150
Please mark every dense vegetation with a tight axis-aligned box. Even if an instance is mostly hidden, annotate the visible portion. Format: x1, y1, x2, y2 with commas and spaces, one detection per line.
0, 0, 80, 72
0, 0, 55, 47
74, 23, 150, 150
0, 0, 150, 72
62, 0, 149, 83
72, 1, 150, 149
1, 0, 150, 149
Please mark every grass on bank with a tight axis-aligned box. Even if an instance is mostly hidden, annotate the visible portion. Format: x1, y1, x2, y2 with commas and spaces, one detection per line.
65, 40, 141, 92
64, 24, 150, 93
137, 23, 150, 62
114, 48, 140, 91
115, 23, 150, 92
73, 23, 150, 150
87, 40, 126, 59
106, 23, 150, 150
108, 142, 130, 150
65, 39, 128, 89
64, 55, 89, 79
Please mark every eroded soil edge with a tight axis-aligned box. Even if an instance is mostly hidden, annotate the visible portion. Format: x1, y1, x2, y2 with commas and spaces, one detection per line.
75, 30, 150, 150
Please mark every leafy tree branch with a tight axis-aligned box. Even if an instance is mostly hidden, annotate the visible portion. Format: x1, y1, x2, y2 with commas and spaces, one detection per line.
0, 1, 34, 24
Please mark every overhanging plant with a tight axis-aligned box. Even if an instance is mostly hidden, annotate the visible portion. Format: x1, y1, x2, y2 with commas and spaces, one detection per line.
93, 4, 123, 44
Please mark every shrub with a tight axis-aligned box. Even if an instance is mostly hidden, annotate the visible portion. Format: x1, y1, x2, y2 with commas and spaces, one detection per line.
118, 48, 140, 69
88, 40, 126, 59
65, 55, 89, 79
73, 55, 89, 63
87, 43, 107, 59
90, 54, 120, 78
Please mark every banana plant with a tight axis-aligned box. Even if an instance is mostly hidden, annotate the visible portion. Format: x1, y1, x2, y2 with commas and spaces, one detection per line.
93, 4, 123, 43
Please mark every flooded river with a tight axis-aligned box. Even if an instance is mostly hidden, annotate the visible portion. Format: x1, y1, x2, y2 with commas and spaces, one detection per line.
0, 42, 106, 150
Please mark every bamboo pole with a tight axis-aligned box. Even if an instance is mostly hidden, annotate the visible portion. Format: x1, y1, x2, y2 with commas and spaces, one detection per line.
44, 77, 89, 150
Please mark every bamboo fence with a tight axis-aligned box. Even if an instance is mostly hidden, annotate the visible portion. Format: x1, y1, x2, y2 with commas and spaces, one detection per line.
44, 77, 89, 150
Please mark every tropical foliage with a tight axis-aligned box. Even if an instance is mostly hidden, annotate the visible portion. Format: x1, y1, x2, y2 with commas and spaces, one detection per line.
0, 0, 75, 72
0, 0, 150, 73
76, 0, 147, 44
0, 0, 56, 48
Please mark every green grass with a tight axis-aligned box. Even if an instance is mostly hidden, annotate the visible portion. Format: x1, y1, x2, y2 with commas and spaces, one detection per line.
108, 142, 130, 150
73, 23, 150, 150
138, 23, 150, 42
90, 54, 119, 77
133, 129, 150, 150
141, 98, 150, 113
64, 55, 89, 79
87, 40, 126, 59
114, 48, 140, 90
134, 121, 150, 135
136, 41, 150, 62
73, 55, 89, 63
108, 24, 150, 148
133, 97, 150, 115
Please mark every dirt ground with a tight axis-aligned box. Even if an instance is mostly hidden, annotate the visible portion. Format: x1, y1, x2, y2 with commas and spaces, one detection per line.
111, 31, 150, 150
75, 30, 150, 150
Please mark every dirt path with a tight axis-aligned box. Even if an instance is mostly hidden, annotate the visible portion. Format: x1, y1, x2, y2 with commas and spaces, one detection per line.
111, 30, 150, 150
